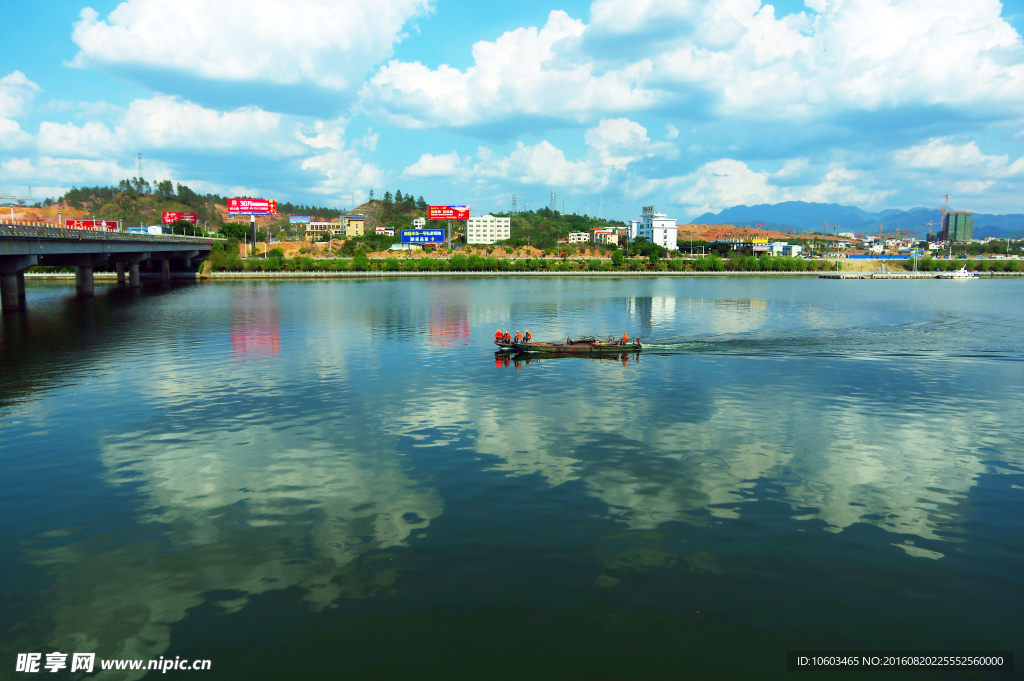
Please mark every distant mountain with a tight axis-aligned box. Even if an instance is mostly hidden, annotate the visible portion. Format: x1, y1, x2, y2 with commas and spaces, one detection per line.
691, 202, 1024, 239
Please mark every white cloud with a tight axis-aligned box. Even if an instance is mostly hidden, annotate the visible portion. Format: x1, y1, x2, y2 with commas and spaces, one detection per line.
122, 97, 285, 151
363, 1, 1024, 129
0, 71, 40, 118
583, 117, 677, 168
0, 71, 41, 150
955, 180, 996, 195
474, 141, 603, 188
36, 121, 119, 158
70, 0, 431, 103
1, 156, 175, 188
894, 138, 1017, 174
362, 10, 658, 128
33, 96, 290, 158
634, 158, 888, 217
402, 151, 463, 178
301, 149, 385, 199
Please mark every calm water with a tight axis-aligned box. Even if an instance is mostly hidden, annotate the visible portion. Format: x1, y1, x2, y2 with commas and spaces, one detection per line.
1, 276, 1022, 680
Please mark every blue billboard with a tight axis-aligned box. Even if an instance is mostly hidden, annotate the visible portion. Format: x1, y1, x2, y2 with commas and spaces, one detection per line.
401, 229, 445, 244
289, 216, 311, 224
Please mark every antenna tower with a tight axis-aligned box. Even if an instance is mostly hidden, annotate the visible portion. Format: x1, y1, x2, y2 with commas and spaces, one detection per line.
137, 152, 143, 179
511, 194, 517, 214
549, 191, 556, 212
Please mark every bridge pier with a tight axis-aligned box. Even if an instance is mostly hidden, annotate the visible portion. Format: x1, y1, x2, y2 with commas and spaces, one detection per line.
129, 262, 141, 288
1, 273, 18, 311
0, 255, 37, 311
161, 258, 171, 283
75, 259, 95, 297
116, 263, 125, 287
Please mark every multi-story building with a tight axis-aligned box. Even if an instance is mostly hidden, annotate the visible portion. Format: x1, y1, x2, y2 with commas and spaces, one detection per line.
412, 217, 426, 228
465, 214, 510, 244
567, 232, 590, 244
342, 214, 365, 237
629, 206, 678, 250
306, 220, 343, 240
589, 228, 618, 246
941, 211, 973, 242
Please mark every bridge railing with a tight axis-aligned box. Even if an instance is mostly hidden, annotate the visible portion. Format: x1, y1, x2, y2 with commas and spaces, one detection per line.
0, 223, 224, 243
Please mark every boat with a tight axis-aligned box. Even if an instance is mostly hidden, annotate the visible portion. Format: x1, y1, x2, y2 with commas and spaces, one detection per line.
936, 265, 978, 279
495, 335, 642, 354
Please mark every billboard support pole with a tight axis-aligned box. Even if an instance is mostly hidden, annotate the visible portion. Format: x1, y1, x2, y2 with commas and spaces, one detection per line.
447, 220, 451, 250
250, 215, 256, 257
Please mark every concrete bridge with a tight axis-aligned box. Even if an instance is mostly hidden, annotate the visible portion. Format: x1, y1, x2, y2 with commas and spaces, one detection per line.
0, 222, 218, 310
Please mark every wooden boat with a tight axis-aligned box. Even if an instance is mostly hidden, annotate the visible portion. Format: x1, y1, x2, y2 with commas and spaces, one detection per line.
494, 335, 641, 354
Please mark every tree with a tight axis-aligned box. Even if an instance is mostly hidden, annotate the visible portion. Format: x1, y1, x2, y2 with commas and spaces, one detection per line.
383, 191, 393, 204
395, 189, 403, 203
218, 222, 250, 241
417, 196, 427, 210
369, 189, 374, 201
176, 183, 199, 206
352, 248, 370, 271
155, 180, 175, 200
611, 249, 624, 267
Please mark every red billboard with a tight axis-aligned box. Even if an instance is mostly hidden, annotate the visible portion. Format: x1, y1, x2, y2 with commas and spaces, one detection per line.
429, 205, 470, 220
162, 212, 198, 224
228, 198, 277, 215
67, 219, 118, 230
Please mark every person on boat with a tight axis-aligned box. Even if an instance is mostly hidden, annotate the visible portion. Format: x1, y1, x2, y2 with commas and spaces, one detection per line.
504, 332, 512, 343
524, 330, 532, 343
621, 333, 629, 346
515, 331, 523, 344
495, 329, 503, 342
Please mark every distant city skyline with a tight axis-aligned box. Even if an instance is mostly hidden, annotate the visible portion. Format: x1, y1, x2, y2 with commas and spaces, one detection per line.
3, 0, 1024, 221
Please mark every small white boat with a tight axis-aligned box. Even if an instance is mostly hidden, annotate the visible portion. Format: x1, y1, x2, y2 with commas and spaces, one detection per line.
936, 265, 978, 279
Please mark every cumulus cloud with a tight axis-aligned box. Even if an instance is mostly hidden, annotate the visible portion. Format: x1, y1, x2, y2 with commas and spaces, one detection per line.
584, 117, 677, 168
1, 156, 175, 189
33, 96, 290, 158
894, 138, 1023, 176
0, 71, 40, 118
402, 151, 463, 178
362, 0, 1024, 130
0, 71, 40, 149
362, 10, 658, 128
474, 141, 603, 187
70, 0, 431, 110
633, 158, 889, 217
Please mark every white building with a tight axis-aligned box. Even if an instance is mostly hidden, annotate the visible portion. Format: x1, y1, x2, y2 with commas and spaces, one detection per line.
781, 244, 802, 257
412, 217, 426, 228
590, 229, 619, 246
629, 206, 678, 250
567, 232, 590, 244
466, 214, 510, 244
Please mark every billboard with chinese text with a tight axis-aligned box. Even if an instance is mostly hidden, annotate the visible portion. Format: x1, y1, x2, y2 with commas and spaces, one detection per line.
67, 219, 118, 230
227, 198, 277, 215
401, 229, 445, 244
162, 212, 198, 224
428, 205, 470, 220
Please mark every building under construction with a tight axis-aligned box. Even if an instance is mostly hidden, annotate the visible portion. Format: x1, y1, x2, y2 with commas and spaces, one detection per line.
941, 211, 973, 242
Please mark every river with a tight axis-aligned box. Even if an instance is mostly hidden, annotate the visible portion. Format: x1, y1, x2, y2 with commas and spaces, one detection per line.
1, 277, 1021, 679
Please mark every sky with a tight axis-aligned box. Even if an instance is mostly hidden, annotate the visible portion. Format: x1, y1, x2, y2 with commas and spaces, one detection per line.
2, 0, 1024, 222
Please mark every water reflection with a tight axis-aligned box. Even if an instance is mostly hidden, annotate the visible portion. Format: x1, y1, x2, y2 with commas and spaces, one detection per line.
231, 287, 281, 362
3, 277, 1023, 677
493, 352, 641, 370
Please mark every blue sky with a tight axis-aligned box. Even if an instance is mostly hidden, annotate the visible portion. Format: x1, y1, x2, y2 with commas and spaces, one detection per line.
3, 0, 1024, 222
